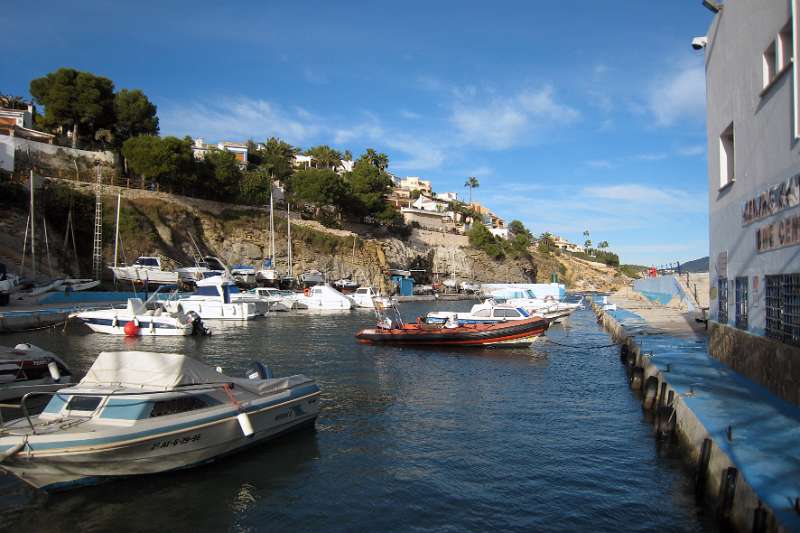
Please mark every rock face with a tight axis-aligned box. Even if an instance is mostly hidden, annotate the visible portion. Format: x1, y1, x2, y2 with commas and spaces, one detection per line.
0, 178, 632, 291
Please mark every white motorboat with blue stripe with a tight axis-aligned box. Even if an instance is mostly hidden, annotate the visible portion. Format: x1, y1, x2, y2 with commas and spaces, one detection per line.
0, 351, 320, 491
75, 297, 207, 336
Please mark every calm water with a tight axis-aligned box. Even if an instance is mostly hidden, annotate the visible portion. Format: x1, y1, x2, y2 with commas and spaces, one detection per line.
0, 302, 715, 532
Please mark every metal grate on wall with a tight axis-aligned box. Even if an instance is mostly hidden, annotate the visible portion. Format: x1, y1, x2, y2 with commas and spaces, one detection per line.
735, 277, 748, 330
718, 278, 729, 324
765, 273, 800, 348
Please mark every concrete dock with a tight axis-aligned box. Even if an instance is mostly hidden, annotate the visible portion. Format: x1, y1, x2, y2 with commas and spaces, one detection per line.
592, 289, 800, 532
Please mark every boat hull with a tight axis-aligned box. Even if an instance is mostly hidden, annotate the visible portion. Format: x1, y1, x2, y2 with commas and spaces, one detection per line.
356, 317, 549, 347
0, 390, 320, 491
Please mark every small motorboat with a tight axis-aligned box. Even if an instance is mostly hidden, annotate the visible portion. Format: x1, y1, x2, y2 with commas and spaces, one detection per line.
426, 302, 571, 326
0, 344, 73, 401
0, 350, 320, 491
75, 298, 209, 336
163, 276, 258, 320
299, 270, 325, 288
350, 286, 395, 309
256, 259, 278, 287
333, 278, 360, 292
230, 265, 256, 288
250, 287, 302, 311
297, 284, 352, 310
56, 279, 101, 292
110, 256, 179, 285
356, 307, 549, 348
176, 256, 228, 285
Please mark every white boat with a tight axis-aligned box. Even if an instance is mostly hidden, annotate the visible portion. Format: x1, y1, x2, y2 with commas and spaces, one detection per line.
249, 287, 302, 311
350, 287, 395, 309
0, 344, 73, 402
56, 279, 101, 292
176, 256, 228, 284
0, 350, 321, 491
163, 276, 258, 320
230, 265, 256, 287
299, 270, 325, 288
426, 302, 538, 325
75, 298, 208, 336
110, 256, 179, 285
296, 284, 352, 310
333, 278, 360, 292
488, 288, 582, 317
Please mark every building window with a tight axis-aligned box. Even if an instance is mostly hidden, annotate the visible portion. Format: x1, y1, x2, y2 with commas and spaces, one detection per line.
735, 277, 749, 330
779, 21, 794, 70
763, 40, 778, 87
718, 277, 729, 324
719, 123, 735, 188
765, 274, 800, 347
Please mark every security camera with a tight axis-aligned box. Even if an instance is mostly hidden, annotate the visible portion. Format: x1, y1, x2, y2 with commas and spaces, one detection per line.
692, 36, 708, 50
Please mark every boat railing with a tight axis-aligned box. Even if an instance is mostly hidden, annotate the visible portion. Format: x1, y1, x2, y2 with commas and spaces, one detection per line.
0, 382, 238, 434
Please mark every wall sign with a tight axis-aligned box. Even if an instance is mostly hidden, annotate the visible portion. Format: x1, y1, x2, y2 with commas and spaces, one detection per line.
755, 210, 800, 252
741, 174, 800, 225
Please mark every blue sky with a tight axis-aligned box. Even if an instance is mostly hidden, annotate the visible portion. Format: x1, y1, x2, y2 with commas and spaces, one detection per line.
1, 1, 714, 265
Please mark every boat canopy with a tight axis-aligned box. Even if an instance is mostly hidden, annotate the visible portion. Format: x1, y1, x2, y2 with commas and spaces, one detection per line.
79, 351, 312, 395
80, 352, 229, 390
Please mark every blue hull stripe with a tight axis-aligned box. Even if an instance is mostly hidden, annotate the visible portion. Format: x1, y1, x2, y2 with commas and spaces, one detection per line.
81, 318, 181, 330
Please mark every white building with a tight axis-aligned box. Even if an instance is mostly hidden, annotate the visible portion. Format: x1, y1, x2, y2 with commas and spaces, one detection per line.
398, 176, 432, 194
702, 0, 800, 404
435, 191, 459, 202
411, 194, 449, 213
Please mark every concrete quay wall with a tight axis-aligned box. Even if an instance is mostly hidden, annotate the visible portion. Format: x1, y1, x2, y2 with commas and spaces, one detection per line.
591, 300, 785, 533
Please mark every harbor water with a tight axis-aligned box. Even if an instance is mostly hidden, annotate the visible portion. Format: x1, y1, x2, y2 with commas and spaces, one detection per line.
0, 302, 715, 532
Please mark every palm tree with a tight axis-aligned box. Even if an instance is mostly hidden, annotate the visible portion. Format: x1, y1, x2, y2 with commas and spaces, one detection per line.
464, 176, 480, 203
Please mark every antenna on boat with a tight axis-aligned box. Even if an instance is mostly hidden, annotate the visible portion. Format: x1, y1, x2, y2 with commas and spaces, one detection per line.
286, 202, 293, 278
29, 170, 36, 280
269, 175, 275, 268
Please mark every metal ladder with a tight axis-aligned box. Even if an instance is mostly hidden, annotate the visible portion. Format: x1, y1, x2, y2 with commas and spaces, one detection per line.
92, 166, 103, 281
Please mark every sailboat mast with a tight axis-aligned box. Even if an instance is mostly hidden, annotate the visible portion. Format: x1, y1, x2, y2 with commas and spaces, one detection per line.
113, 191, 121, 268
287, 202, 292, 277
269, 187, 275, 264
29, 171, 36, 279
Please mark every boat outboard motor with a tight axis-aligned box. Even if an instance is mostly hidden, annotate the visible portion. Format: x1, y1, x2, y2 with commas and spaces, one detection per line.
186, 311, 211, 336
246, 361, 273, 380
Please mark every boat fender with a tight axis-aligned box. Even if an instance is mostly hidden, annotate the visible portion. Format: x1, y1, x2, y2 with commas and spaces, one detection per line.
47, 361, 61, 382
124, 321, 140, 336
304, 288, 310, 297
215, 366, 223, 373
0, 439, 26, 463
12, 343, 31, 354
237, 412, 255, 438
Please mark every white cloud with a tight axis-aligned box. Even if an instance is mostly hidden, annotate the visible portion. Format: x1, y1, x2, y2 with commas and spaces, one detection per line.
677, 144, 705, 156
586, 159, 613, 169
159, 96, 321, 145
581, 184, 706, 212
399, 109, 422, 120
632, 152, 667, 161
648, 60, 706, 126
450, 85, 580, 149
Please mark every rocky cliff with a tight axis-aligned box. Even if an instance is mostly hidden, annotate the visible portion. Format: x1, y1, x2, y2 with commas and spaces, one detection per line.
0, 178, 631, 292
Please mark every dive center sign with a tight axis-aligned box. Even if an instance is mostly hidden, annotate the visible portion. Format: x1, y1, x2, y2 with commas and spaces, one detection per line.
756, 210, 800, 253
741, 173, 800, 225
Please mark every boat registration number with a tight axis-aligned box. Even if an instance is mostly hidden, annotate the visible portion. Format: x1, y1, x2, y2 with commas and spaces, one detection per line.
150, 433, 201, 450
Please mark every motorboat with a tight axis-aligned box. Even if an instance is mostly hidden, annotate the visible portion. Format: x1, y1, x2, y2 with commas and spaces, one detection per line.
426, 301, 570, 326
249, 287, 303, 311
333, 278, 360, 292
176, 256, 228, 285
228, 290, 269, 316
0, 350, 321, 491
75, 298, 209, 336
110, 256, 179, 285
350, 287, 395, 309
488, 288, 582, 317
356, 306, 549, 348
163, 276, 258, 320
56, 279, 101, 292
299, 270, 325, 288
230, 265, 256, 288
0, 344, 73, 402
296, 284, 352, 310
